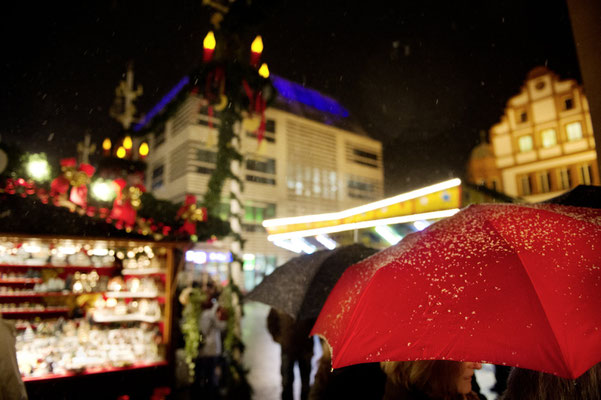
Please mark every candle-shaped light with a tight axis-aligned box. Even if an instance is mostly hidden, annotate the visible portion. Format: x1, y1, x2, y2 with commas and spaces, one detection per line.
250, 35, 263, 67
102, 138, 112, 156
258, 63, 270, 78
123, 136, 133, 158
203, 31, 216, 63
116, 146, 126, 159
139, 142, 149, 160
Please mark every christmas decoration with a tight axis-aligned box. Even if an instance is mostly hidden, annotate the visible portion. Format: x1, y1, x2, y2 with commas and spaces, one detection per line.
0, 146, 227, 242
179, 287, 207, 382
176, 195, 207, 236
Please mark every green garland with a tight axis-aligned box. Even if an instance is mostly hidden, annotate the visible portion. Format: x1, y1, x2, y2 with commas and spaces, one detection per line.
220, 282, 252, 400
203, 107, 243, 215
181, 288, 207, 382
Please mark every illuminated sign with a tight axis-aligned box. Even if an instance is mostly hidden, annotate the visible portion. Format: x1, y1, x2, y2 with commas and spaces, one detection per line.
185, 250, 232, 264
264, 178, 462, 240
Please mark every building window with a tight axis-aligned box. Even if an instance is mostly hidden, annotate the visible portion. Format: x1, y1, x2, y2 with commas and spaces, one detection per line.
346, 145, 380, 168
197, 149, 217, 163
265, 119, 276, 133
563, 97, 574, 110
538, 172, 551, 193
519, 110, 528, 123
541, 129, 557, 148
579, 164, 592, 185
287, 166, 338, 200
196, 166, 215, 175
535, 80, 546, 90
518, 135, 533, 152
244, 203, 276, 224
246, 157, 276, 174
246, 175, 276, 185
151, 165, 164, 190
558, 167, 571, 190
566, 122, 583, 141
519, 174, 532, 196
347, 177, 378, 200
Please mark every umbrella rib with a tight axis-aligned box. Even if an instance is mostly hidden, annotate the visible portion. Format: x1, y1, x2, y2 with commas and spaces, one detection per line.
485, 218, 571, 374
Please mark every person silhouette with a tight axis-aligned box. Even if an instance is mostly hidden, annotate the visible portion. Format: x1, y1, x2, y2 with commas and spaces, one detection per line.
267, 307, 314, 400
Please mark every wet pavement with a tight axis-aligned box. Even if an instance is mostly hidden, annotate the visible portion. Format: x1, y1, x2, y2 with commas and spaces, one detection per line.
241, 302, 497, 400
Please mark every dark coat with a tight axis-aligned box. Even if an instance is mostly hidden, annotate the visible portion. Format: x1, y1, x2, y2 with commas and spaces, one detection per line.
267, 308, 313, 357
309, 360, 386, 400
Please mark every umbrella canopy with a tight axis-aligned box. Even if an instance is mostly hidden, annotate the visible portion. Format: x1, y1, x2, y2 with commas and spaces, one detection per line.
543, 184, 601, 208
246, 243, 377, 321
312, 203, 601, 379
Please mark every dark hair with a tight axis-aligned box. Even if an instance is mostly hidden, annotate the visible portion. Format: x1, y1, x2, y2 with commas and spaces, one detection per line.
502, 364, 601, 400
381, 360, 463, 399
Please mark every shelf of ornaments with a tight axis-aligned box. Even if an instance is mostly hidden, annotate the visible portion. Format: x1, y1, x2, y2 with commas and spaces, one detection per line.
0, 264, 117, 271
1, 307, 71, 315
21, 360, 169, 382
16, 318, 166, 382
0, 278, 43, 284
0, 291, 103, 298
0, 291, 164, 301
90, 313, 162, 324
121, 268, 167, 276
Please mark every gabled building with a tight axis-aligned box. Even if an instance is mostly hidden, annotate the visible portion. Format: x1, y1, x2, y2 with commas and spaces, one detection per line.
141, 75, 384, 289
467, 66, 599, 202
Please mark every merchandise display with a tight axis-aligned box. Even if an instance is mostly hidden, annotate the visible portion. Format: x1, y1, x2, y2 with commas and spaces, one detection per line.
0, 236, 175, 382
16, 319, 162, 378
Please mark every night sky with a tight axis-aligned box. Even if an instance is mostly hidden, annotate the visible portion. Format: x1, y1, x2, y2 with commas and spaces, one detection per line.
1, 0, 581, 195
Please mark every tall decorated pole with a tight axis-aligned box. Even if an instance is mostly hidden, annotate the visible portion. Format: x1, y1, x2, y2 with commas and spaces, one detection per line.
195, 1, 275, 397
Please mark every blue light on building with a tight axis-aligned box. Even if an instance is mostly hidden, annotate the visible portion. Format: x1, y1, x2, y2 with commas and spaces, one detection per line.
271, 75, 349, 117
135, 73, 350, 132
133, 76, 190, 132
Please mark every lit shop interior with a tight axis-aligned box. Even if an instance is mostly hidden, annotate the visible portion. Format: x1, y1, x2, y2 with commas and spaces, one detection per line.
0, 236, 175, 387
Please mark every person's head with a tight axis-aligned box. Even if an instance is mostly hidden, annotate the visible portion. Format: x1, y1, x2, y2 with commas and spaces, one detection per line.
502, 363, 601, 400
381, 360, 482, 399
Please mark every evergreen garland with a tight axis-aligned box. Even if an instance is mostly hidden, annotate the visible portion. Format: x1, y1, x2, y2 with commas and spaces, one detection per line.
203, 107, 243, 215
181, 287, 207, 382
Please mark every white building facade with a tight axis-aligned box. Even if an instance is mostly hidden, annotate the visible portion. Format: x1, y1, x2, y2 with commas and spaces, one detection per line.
468, 66, 598, 202
142, 76, 384, 289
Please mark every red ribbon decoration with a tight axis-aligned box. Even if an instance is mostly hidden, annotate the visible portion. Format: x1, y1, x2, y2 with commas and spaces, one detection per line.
110, 178, 136, 228
176, 195, 198, 236
68, 163, 95, 209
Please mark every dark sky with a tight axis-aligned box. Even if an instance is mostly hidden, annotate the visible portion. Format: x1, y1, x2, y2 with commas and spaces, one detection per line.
1, 0, 581, 195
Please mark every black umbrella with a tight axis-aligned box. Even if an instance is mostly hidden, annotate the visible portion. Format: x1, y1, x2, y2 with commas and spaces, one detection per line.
542, 185, 601, 208
246, 243, 378, 321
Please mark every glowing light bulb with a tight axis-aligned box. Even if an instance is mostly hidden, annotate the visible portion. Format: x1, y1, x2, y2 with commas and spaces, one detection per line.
102, 138, 111, 151
26, 154, 50, 182
258, 63, 270, 78
251, 35, 264, 54
116, 147, 126, 159
123, 136, 133, 150
203, 31, 216, 50
139, 142, 149, 157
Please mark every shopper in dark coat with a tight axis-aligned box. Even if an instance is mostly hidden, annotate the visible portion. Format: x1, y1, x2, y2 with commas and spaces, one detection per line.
0, 317, 28, 400
309, 338, 386, 400
267, 307, 314, 400
501, 363, 601, 400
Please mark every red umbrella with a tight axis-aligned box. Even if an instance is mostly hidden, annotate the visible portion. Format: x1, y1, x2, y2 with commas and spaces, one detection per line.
311, 203, 601, 379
